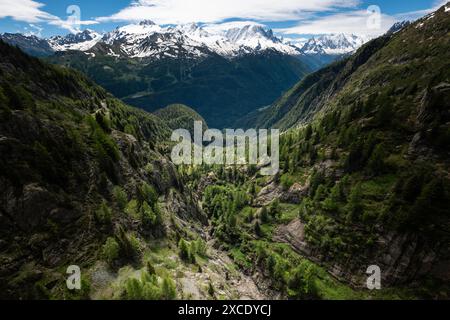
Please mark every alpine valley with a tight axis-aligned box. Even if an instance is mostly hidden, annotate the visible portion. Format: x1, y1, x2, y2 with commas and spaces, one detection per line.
0, 2, 449, 301
1, 21, 366, 128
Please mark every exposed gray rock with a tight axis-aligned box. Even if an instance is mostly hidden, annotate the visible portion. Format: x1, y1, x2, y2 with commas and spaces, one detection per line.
274, 218, 448, 287
255, 182, 283, 207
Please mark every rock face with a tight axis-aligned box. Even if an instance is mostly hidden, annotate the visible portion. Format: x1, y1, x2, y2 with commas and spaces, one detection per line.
280, 182, 310, 204
0, 40, 204, 299
274, 218, 450, 287
255, 181, 283, 206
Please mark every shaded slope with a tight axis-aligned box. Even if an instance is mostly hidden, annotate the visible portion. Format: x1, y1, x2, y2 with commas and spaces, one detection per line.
0, 40, 204, 299
48, 51, 311, 128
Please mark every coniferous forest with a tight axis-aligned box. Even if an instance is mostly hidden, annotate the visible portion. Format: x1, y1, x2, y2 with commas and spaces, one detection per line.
0, 0, 449, 304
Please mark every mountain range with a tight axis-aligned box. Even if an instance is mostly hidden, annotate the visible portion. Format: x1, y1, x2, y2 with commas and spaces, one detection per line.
1, 21, 366, 60
1, 2, 449, 301
0, 22, 369, 128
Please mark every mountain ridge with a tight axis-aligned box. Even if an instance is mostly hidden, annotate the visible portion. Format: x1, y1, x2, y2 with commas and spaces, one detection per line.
1, 22, 367, 61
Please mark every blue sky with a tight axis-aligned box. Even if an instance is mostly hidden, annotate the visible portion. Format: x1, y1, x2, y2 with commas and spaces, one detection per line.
0, 0, 447, 38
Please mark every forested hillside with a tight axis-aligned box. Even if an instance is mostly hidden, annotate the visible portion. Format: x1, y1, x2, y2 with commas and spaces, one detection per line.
1, 2, 449, 300
182, 4, 450, 299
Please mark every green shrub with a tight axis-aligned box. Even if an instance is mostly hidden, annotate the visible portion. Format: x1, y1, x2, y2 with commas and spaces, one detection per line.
86, 115, 119, 180
287, 260, 317, 298
161, 276, 177, 300
269, 199, 280, 219
345, 183, 363, 222
254, 220, 262, 236
95, 200, 112, 224
125, 199, 139, 219
102, 237, 120, 264
313, 184, 327, 202
112, 186, 128, 210
139, 182, 158, 206
260, 206, 269, 223
128, 233, 141, 254
95, 112, 111, 133
124, 124, 137, 138
124, 276, 160, 300
115, 226, 139, 260
178, 238, 192, 263
194, 238, 208, 257
280, 174, 295, 190
242, 207, 254, 223
123, 272, 177, 300
208, 282, 215, 297
367, 144, 386, 175
141, 201, 158, 226
322, 183, 342, 212
146, 261, 156, 275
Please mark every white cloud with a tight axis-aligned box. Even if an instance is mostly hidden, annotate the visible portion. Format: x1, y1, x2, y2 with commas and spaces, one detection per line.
96, 0, 361, 24
275, 9, 397, 38
48, 18, 99, 34
394, 0, 448, 21
25, 23, 44, 37
0, 0, 98, 34
0, 0, 55, 23
275, 1, 449, 38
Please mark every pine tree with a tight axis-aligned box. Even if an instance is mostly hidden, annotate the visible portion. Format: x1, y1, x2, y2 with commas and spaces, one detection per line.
304, 125, 313, 140
141, 201, 157, 226
95, 200, 112, 224
314, 185, 327, 202
254, 220, 262, 237
161, 277, 177, 300
146, 261, 156, 275
260, 206, 269, 223
178, 238, 190, 262
208, 282, 215, 297
367, 144, 386, 175
346, 184, 363, 222
112, 186, 128, 210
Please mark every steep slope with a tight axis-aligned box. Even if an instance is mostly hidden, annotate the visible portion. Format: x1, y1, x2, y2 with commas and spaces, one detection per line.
0, 33, 54, 57
49, 50, 311, 128
237, 36, 390, 129
0, 39, 279, 301
2, 22, 369, 129
186, 4, 450, 299
0, 39, 206, 299
241, 6, 450, 131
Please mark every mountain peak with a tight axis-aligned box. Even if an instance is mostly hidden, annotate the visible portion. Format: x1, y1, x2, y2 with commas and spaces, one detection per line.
139, 19, 157, 26
1, 21, 368, 59
300, 33, 365, 55
386, 21, 411, 35
47, 29, 102, 52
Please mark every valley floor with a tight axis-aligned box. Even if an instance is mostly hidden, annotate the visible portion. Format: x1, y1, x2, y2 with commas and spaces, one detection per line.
88, 237, 275, 300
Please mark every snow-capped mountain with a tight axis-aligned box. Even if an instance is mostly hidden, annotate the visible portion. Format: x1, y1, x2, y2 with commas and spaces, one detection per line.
386, 21, 411, 35
1, 21, 368, 60
300, 34, 367, 55
48, 29, 103, 51
96, 20, 302, 59
0, 33, 54, 57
